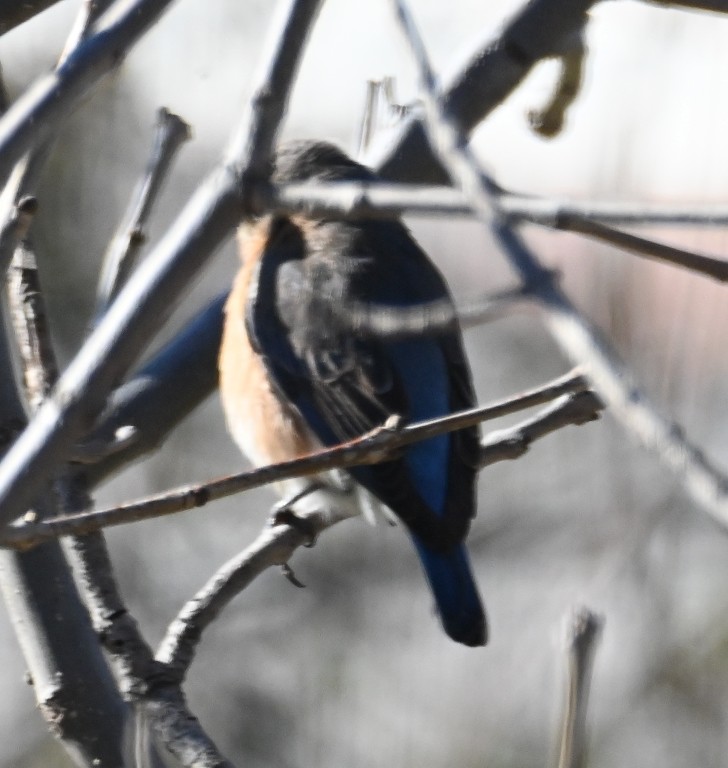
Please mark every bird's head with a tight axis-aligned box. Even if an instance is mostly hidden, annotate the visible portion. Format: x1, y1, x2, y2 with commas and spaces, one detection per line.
273, 140, 375, 184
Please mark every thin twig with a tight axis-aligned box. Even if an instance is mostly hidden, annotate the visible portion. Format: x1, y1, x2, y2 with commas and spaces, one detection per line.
389, 0, 503, 217
0, 0, 115, 276
355, 79, 380, 158
372, 0, 598, 183
478, 390, 603, 468
0, 0, 323, 530
556, 608, 602, 768
0, 0, 177, 211
557, 215, 728, 283
94, 107, 192, 321
1, 370, 591, 548
390, 0, 728, 532
346, 285, 529, 339
496, 223, 728, 529
263, 179, 728, 284
255, 178, 728, 227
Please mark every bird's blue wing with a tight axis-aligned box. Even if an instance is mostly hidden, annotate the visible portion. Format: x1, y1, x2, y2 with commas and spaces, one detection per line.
247, 215, 486, 645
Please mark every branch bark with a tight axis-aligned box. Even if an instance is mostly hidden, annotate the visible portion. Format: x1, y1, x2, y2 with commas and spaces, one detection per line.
2, 249, 128, 767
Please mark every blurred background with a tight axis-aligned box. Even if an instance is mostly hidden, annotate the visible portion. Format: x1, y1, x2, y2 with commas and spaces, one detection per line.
2, 0, 728, 765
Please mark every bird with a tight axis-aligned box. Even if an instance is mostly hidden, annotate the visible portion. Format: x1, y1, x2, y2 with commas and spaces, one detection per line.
219, 140, 486, 647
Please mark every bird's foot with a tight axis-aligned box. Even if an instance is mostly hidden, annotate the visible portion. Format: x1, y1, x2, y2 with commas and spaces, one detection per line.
269, 484, 323, 547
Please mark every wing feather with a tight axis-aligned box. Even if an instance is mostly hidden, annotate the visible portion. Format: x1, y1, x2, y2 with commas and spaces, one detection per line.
246, 216, 478, 551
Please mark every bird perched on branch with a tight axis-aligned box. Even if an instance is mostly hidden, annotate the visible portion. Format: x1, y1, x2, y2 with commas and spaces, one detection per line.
219, 140, 486, 646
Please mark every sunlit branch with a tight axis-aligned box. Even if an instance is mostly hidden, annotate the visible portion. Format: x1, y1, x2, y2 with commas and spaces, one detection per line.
345, 285, 528, 340
157, 509, 348, 679
6, 243, 57, 409
257, 179, 728, 226
261, 179, 728, 284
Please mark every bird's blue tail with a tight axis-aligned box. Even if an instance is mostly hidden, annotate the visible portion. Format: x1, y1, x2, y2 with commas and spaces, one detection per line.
413, 539, 487, 647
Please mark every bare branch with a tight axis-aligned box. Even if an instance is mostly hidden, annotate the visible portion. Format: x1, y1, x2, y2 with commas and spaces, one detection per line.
345, 285, 529, 340
157, 513, 348, 679
95, 107, 192, 320
355, 79, 380, 158
7, 239, 167, 768
390, 0, 728, 532
1, 370, 591, 547
0, 0, 323, 529
79, 295, 225, 483
556, 608, 602, 768
0, 0, 116, 277
0, 0, 178, 199
265, 177, 728, 285
256, 178, 728, 227
2, 234, 128, 765
495, 222, 728, 530
478, 390, 603, 468
58, 0, 114, 67
556, 215, 728, 283
65, 508, 235, 768
372, 0, 597, 183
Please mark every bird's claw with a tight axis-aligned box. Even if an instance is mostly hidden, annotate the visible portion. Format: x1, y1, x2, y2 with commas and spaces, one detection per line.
281, 563, 306, 588
268, 484, 323, 547
270, 506, 318, 547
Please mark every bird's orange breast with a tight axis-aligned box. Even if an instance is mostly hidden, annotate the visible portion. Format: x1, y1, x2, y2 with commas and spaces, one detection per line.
219, 222, 315, 468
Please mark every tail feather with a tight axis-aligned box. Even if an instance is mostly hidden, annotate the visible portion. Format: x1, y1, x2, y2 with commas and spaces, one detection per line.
413, 539, 487, 647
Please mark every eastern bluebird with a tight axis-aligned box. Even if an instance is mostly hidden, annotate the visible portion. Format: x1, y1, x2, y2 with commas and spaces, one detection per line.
219, 140, 486, 647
